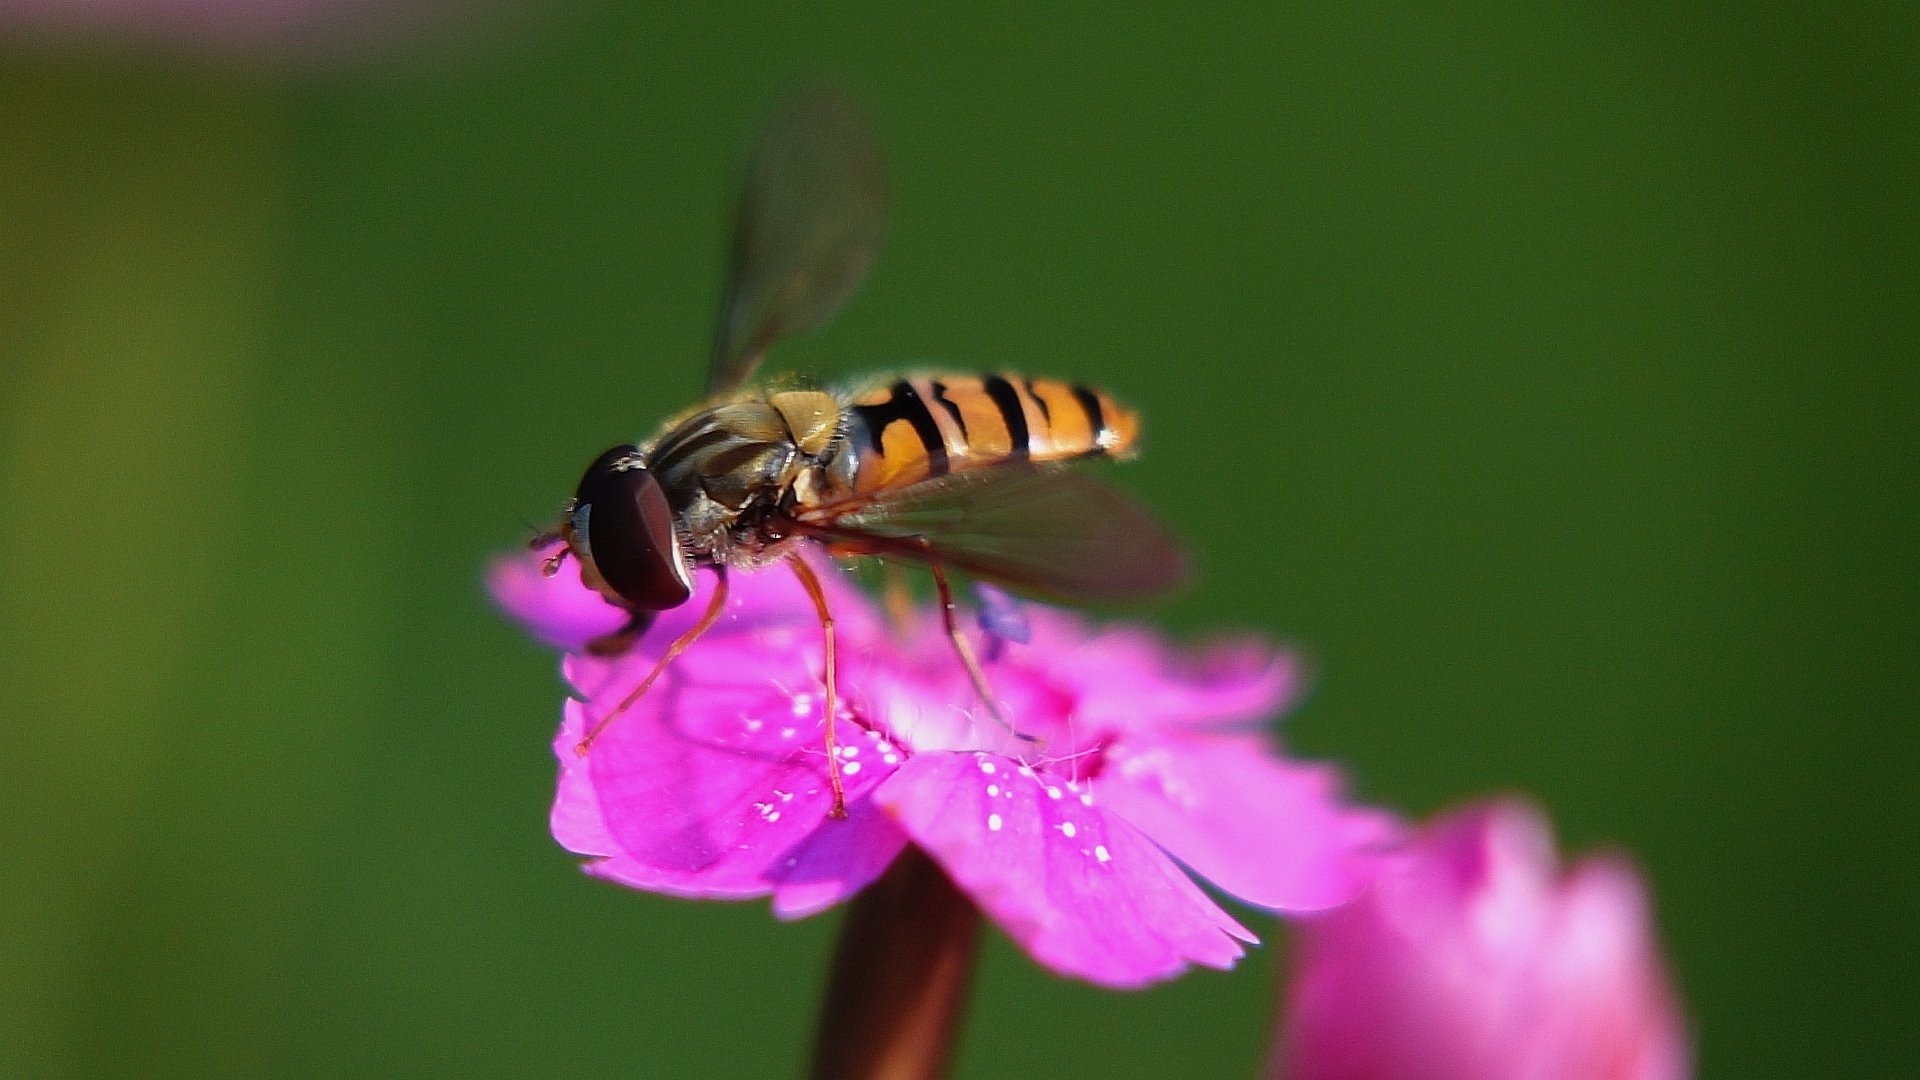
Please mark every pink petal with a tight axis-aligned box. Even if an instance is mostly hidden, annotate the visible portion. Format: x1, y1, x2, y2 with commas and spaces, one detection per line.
1014, 611, 1303, 733
876, 751, 1255, 989
554, 629, 907, 901
1097, 732, 1397, 911
549, 733, 621, 859
487, 549, 630, 653
1274, 798, 1691, 1080
1527, 857, 1693, 1080
768, 794, 912, 920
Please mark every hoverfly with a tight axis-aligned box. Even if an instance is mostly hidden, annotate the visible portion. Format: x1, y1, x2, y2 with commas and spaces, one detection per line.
540, 90, 1183, 816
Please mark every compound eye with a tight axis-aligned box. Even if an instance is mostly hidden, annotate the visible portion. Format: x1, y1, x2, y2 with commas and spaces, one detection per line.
570, 447, 694, 611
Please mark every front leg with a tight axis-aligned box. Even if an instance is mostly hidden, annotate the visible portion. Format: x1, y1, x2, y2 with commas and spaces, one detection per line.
586, 610, 654, 657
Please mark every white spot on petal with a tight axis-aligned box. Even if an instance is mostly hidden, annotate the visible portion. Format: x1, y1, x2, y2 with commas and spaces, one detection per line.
987, 784, 999, 797
1046, 786, 1062, 800
1059, 822, 1077, 838
1080, 792, 1094, 806
1094, 845, 1112, 864
979, 760, 997, 775
780, 728, 797, 740
839, 745, 859, 758
987, 813, 1003, 832
767, 811, 780, 823
842, 760, 862, 776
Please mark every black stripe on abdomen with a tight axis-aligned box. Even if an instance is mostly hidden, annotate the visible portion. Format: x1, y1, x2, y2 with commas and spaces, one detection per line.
982, 375, 1031, 459
929, 380, 969, 440
1070, 383, 1110, 452
853, 379, 950, 477
1022, 377, 1052, 424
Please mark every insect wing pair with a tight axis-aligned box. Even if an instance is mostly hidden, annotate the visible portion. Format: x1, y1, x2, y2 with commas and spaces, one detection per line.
702, 89, 1180, 602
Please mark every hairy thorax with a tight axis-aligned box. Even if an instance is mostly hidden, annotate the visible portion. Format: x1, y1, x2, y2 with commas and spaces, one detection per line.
641, 388, 857, 569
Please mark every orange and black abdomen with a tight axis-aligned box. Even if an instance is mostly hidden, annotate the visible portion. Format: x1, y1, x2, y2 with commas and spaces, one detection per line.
843, 373, 1139, 494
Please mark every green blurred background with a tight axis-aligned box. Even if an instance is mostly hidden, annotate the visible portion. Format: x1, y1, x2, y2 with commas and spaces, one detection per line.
3, 4, 1913, 1077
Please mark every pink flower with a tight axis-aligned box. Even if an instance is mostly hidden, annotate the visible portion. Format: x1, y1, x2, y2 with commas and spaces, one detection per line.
1272, 798, 1691, 1080
490, 549, 1395, 989
0, 0, 444, 53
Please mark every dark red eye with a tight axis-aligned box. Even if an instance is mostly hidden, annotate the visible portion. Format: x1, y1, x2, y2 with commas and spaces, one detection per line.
570, 446, 694, 611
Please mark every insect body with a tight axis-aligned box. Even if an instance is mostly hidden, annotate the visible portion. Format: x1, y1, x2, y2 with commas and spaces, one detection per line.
612, 373, 1137, 577
542, 92, 1181, 816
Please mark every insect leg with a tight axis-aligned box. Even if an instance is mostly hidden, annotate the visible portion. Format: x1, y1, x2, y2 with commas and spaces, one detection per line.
585, 609, 655, 657
787, 555, 848, 819
920, 549, 1031, 743
575, 567, 730, 754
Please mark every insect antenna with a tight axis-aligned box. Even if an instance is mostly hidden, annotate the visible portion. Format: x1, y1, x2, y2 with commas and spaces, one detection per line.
526, 526, 570, 577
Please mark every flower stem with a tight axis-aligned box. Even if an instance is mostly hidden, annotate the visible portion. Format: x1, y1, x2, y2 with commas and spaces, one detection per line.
807, 846, 981, 1080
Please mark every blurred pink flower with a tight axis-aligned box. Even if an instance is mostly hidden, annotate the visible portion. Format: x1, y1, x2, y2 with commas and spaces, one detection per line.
490, 549, 1396, 989
0, 0, 446, 53
1272, 798, 1691, 1080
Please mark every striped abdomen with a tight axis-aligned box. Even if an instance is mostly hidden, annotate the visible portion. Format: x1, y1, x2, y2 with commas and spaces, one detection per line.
842, 373, 1139, 495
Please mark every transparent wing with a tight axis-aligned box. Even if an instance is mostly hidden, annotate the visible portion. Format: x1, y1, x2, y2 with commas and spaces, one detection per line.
707, 88, 888, 394
802, 464, 1187, 603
